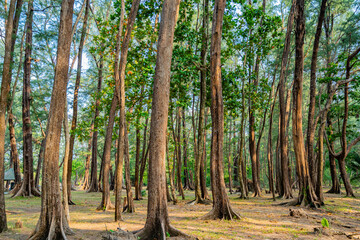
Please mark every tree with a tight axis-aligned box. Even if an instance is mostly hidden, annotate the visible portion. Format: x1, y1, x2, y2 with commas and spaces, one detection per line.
306, 0, 327, 187
278, 0, 295, 199
67, 0, 90, 205
0, 0, 24, 232
12, 0, 40, 198
28, 0, 75, 238
133, 0, 191, 238
202, 0, 240, 220
291, 0, 318, 207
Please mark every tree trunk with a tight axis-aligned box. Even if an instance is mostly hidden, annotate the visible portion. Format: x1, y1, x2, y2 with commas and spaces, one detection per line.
115, 0, 140, 219
182, 108, 192, 190
134, 124, 141, 200
82, 122, 93, 190
176, 108, 185, 199
227, 119, 233, 194
123, 121, 135, 213
8, 111, 21, 188
306, 0, 327, 186
291, 0, 318, 207
62, 100, 71, 222
28, 1, 75, 238
13, 0, 40, 198
134, 1, 190, 238
203, 0, 240, 221
0, 0, 23, 230
138, 117, 149, 199
278, 0, 295, 199
67, 0, 90, 205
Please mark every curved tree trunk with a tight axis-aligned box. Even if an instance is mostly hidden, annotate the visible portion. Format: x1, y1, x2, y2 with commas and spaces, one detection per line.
28, 1, 75, 238
306, 0, 327, 187
203, 0, 240, 220
291, 0, 318, 208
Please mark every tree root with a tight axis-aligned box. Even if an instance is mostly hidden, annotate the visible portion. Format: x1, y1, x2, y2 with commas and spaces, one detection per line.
133, 224, 196, 240
186, 198, 211, 205
201, 206, 241, 221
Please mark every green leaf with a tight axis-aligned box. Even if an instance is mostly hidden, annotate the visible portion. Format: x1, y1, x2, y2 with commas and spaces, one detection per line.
321, 218, 330, 228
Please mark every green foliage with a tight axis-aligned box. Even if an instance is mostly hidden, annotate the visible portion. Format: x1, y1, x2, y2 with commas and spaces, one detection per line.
321, 218, 330, 228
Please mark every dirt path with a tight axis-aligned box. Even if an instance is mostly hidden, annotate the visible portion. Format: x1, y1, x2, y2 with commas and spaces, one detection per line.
1, 188, 359, 239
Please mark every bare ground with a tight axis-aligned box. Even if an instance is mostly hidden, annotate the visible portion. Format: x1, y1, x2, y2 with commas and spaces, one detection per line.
1, 187, 359, 239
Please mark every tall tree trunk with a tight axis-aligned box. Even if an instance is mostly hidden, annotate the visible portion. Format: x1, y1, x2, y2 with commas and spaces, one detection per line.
134, 1, 190, 238
203, 0, 240, 220
306, 0, 327, 187
62, 100, 71, 222
87, 57, 103, 192
114, 0, 140, 219
8, 111, 21, 188
291, 0, 318, 207
200, 108, 210, 200
82, 122, 93, 190
138, 116, 149, 199
176, 108, 185, 199
35, 137, 45, 191
194, 0, 210, 205
67, 0, 90, 205
134, 123, 141, 200
182, 109, 192, 190
123, 121, 135, 213
28, 1, 75, 238
13, 0, 40, 198
278, 0, 295, 199
0, 0, 23, 229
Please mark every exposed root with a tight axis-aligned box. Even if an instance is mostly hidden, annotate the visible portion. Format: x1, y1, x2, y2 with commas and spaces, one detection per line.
97, 201, 115, 211
187, 198, 211, 205
201, 206, 241, 221
134, 224, 196, 240
68, 199, 76, 205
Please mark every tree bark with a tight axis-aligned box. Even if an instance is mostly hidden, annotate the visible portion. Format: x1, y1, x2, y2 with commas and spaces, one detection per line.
203, 0, 240, 221
134, 1, 190, 238
13, 0, 40, 198
8, 110, 21, 188
0, 0, 23, 230
182, 108, 192, 190
278, 0, 295, 199
28, 1, 75, 238
67, 0, 90, 205
291, 0, 318, 207
306, 0, 327, 187
123, 121, 135, 213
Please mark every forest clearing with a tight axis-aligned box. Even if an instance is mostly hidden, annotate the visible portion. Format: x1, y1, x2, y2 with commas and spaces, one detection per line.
1, 0, 360, 239
1, 189, 360, 240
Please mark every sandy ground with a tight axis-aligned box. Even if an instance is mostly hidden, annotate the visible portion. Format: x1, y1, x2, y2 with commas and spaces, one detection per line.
1, 187, 359, 239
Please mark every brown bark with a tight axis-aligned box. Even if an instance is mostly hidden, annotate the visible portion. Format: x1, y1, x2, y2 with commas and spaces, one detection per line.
134, 124, 141, 200
13, 0, 40, 198
123, 121, 135, 213
175, 108, 185, 199
81, 122, 93, 190
200, 109, 210, 200
67, 0, 90, 205
227, 119, 233, 193
115, 126, 124, 221
182, 109, 192, 190
87, 57, 103, 192
203, 0, 240, 220
133, 1, 190, 238
62, 101, 71, 222
193, 0, 210, 204
28, 1, 75, 238
138, 117, 149, 198
8, 111, 21, 187
115, 0, 140, 219
306, 0, 327, 186
0, 0, 23, 229
278, 0, 295, 199
291, 0, 318, 207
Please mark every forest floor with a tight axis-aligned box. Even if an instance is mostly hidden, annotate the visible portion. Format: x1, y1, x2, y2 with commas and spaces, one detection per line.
1, 187, 359, 240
